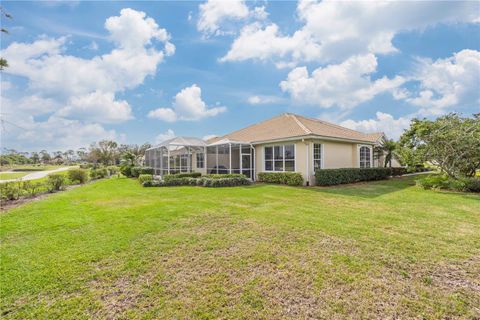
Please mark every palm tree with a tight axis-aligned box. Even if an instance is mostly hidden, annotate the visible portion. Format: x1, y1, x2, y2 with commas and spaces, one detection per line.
378, 139, 398, 167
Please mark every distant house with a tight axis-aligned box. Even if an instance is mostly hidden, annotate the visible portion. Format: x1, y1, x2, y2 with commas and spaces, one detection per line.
145, 113, 388, 185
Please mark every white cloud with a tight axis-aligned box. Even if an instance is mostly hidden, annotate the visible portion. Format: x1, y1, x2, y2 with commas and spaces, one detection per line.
0, 8, 174, 150
341, 112, 412, 140
148, 84, 226, 122
57, 91, 133, 123
148, 108, 177, 123
197, 0, 267, 37
247, 94, 283, 105
197, 0, 250, 36
155, 129, 176, 144
221, 1, 478, 66
406, 49, 480, 115
280, 54, 405, 109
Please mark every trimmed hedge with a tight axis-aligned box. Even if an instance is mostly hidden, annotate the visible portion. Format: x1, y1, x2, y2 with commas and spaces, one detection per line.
166, 172, 202, 179
131, 166, 154, 178
315, 168, 391, 186
143, 176, 251, 188
138, 174, 153, 184
204, 173, 246, 179
389, 167, 407, 176
257, 172, 304, 186
463, 178, 480, 193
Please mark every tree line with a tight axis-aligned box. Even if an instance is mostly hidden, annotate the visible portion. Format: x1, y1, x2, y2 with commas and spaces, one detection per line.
0, 141, 152, 167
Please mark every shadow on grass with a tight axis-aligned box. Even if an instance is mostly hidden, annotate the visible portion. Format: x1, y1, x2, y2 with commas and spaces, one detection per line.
304, 175, 424, 199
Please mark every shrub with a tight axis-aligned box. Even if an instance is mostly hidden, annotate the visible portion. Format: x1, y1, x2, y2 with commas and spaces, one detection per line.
463, 178, 480, 193
171, 172, 202, 178
144, 176, 251, 188
138, 174, 153, 184
79, 163, 94, 169
204, 173, 245, 179
47, 173, 67, 192
107, 166, 119, 176
90, 168, 109, 179
416, 175, 466, 191
257, 172, 304, 186
120, 165, 133, 177
67, 169, 89, 184
389, 167, 407, 176
0, 182, 23, 201
22, 181, 44, 197
131, 166, 154, 178
315, 168, 390, 186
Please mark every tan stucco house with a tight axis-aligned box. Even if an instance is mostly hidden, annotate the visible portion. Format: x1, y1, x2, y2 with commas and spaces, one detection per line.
145, 113, 387, 186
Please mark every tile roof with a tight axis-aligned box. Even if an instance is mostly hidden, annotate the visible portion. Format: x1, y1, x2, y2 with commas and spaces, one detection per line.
208, 113, 383, 144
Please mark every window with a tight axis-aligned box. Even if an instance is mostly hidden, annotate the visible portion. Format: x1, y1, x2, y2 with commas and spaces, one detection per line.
196, 153, 204, 168
359, 146, 371, 168
264, 144, 295, 172
313, 144, 322, 171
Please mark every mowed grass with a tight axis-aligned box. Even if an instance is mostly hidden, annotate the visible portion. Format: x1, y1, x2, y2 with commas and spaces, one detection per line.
0, 172, 29, 180
1, 176, 479, 319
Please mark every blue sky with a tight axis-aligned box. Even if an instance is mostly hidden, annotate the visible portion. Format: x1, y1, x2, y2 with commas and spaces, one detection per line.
1, 0, 479, 151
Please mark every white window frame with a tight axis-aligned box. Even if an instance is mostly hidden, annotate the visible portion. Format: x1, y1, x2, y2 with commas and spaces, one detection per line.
263, 144, 296, 172
196, 152, 204, 169
313, 143, 324, 172
358, 145, 373, 168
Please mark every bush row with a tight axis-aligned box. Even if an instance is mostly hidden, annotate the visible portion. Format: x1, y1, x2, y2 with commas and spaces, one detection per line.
143, 176, 251, 188
257, 172, 304, 186
416, 175, 480, 193
163, 172, 202, 181
315, 168, 391, 186
120, 166, 154, 178
0, 167, 120, 202
204, 173, 246, 179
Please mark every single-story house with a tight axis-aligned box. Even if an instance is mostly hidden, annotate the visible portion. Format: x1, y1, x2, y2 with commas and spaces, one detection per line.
145, 113, 389, 186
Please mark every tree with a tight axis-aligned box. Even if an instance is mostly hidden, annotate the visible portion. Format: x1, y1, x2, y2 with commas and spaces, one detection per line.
40, 150, 51, 163
0, 6, 12, 70
30, 152, 40, 164
375, 139, 398, 168
118, 143, 152, 165
76, 147, 87, 162
88, 140, 118, 165
400, 113, 480, 178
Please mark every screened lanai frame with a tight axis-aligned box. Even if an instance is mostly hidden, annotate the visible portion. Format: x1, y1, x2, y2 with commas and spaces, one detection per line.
145, 137, 256, 180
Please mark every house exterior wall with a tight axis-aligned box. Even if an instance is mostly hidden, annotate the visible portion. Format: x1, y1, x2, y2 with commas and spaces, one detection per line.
254, 138, 375, 186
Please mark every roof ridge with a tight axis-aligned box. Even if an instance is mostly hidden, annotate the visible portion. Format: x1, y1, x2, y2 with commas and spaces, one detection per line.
290, 113, 312, 135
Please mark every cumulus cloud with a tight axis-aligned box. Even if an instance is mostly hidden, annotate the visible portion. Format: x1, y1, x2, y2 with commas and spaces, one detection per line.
221, 1, 478, 66
341, 112, 412, 140
197, 0, 267, 36
148, 84, 226, 122
406, 49, 480, 116
155, 129, 176, 143
280, 54, 405, 109
0, 8, 174, 150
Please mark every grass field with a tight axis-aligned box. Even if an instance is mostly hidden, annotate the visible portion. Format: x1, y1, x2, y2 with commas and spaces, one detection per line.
1, 176, 479, 319
0, 172, 29, 180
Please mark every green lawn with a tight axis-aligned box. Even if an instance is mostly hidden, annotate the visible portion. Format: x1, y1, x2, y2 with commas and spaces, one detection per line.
0, 172, 29, 180
1, 176, 479, 319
